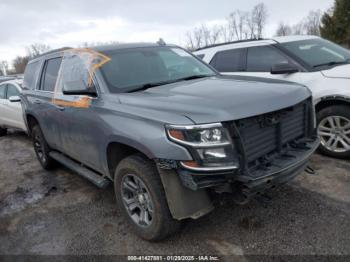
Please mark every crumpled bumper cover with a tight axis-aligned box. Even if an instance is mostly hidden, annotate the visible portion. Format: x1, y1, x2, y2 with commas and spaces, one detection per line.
177, 137, 320, 196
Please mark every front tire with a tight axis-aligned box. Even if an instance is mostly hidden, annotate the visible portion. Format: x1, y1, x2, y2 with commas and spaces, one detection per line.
114, 154, 181, 241
0, 127, 7, 136
317, 105, 350, 159
32, 125, 57, 170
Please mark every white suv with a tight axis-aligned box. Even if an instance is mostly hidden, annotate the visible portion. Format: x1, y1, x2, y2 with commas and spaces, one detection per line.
195, 35, 350, 158
0, 79, 27, 136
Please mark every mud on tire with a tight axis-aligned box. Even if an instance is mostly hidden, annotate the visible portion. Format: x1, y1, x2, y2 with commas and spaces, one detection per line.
114, 154, 181, 241
32, 125, 57, 170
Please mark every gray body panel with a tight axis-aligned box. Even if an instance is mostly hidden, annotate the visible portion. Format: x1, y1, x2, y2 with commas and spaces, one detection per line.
117, 76, 311, 124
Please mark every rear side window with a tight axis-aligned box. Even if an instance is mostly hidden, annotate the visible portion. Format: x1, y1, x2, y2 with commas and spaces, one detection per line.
0, 84, 6, 99
41, 57, 62, 92
210, 48, 246, 72
23, 61, 40, 89
6, 84, 20, 98
196, 54, 205, 59
247, 46, 290, 72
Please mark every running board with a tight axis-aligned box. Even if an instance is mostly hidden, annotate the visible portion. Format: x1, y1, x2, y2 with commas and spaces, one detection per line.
49, 151, 110, 188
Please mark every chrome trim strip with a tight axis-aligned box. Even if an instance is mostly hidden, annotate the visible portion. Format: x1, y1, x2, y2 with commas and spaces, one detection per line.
180, 161, 239, 172
167, 123, 223, 130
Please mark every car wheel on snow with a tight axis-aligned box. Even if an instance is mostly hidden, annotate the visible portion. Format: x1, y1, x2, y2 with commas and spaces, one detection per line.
114, 154, 181, 241
317, 105, 350, 159
32, 125, 57, 170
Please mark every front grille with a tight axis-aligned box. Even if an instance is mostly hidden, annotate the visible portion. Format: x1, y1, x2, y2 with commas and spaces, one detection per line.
233, 99, 311, 168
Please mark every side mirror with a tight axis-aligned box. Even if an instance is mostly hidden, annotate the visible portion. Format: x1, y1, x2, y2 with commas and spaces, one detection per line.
271, 63, 299, 75
62, 80, 97, 96
9, 96, 21, 102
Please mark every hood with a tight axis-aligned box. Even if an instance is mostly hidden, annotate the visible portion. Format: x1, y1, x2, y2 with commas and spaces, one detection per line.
321, 64, 350, 79
118, 76, 311, 124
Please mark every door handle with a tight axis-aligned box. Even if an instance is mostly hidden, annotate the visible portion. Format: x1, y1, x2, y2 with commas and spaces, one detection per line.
34, 99, 42, 104
55, 105, 65, 111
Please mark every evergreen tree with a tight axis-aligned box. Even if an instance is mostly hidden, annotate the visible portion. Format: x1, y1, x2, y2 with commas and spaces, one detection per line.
320, 0, 350, 47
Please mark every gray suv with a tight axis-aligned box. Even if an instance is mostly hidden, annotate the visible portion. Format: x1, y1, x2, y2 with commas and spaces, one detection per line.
21, 43, 319, 240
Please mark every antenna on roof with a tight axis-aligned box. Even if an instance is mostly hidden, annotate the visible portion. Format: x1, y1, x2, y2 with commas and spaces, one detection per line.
157, 38, 166, 46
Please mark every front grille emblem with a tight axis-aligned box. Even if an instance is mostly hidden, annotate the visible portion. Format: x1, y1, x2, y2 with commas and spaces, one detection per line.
260, 113, 281, 127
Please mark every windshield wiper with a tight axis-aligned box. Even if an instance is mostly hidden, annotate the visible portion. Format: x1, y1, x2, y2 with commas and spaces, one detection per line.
313, 59, 350, 68
128, 74, 214, 93
128, 80, 176, 93
176, 74, 214, 81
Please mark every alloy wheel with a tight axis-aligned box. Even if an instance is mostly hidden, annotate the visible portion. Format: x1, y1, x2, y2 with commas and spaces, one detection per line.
318, 115, 350, 153
121, 174, 154, 228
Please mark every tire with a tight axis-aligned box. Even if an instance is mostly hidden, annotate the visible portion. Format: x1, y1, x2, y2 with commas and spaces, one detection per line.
32, 125, 57, 170
0, 127, 7, 137
114, 154, 181, 241
317, 105, 350, 159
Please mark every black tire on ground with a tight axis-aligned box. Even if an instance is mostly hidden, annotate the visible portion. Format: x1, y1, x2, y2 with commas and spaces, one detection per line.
317, 105, 350, 159
114, 154, 181, 241
32, 125, 57, 170
0, 127, 7, 136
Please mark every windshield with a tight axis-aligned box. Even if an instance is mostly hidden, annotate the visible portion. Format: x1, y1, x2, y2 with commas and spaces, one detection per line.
281, 38, 350, 69
99, 46, 216, 93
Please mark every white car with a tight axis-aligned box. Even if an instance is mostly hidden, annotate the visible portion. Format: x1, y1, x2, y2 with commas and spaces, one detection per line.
195, 35, 350, 158
0, 79, 27, 135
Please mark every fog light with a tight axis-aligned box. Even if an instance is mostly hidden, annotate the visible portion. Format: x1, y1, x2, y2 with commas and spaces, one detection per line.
201, 148, 227, 159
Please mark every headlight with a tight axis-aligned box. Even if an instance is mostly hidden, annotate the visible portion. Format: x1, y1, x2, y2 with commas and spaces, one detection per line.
166, 123, 239, 171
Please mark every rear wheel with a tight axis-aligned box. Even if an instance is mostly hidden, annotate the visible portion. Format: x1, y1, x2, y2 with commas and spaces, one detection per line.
317, 105, 350, 158
0, 127, 7, 137
114, 154, 181, 241
32, 125, 57, 170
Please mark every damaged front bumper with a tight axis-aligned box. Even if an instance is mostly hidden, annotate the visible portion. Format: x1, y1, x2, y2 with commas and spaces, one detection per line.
177, 137, 320, 198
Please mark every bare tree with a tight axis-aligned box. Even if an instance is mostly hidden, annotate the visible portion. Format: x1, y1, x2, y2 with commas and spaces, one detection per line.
26, 43, 51, 58
275, 22, 293, 36
199, 24, 211, 47
292, 22, 305, 35
193, 27, 204, 49
184, 2, 269, 49
227, 10, 249, 40
304, 10, 322, 36
220, 24, 231, 42
185, 31, 196, 50
209, 25, 222, 45
13, 56, 29, 74
251, 3, 268, 38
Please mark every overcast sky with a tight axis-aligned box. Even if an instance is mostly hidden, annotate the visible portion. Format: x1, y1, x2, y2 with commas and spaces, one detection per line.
0, 0, 334, 63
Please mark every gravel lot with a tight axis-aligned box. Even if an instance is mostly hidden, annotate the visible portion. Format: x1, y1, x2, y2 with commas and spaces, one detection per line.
0, 131, 349, 258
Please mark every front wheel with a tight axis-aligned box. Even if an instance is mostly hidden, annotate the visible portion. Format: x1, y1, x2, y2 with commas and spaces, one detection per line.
114, 154, 181, 241
317, 105, 350, 159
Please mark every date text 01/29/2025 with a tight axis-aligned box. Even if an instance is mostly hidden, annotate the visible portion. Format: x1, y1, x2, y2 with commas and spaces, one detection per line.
127, 255, 221, 261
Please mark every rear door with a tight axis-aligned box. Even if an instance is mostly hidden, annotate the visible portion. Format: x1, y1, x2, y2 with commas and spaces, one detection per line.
32, 56, 64, 150
5, 84, 26, 130
209, 48, 246, 73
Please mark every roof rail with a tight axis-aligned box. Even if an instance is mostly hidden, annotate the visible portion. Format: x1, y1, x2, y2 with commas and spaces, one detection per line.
195, 38, 266, 51
30, 47, 72, 60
